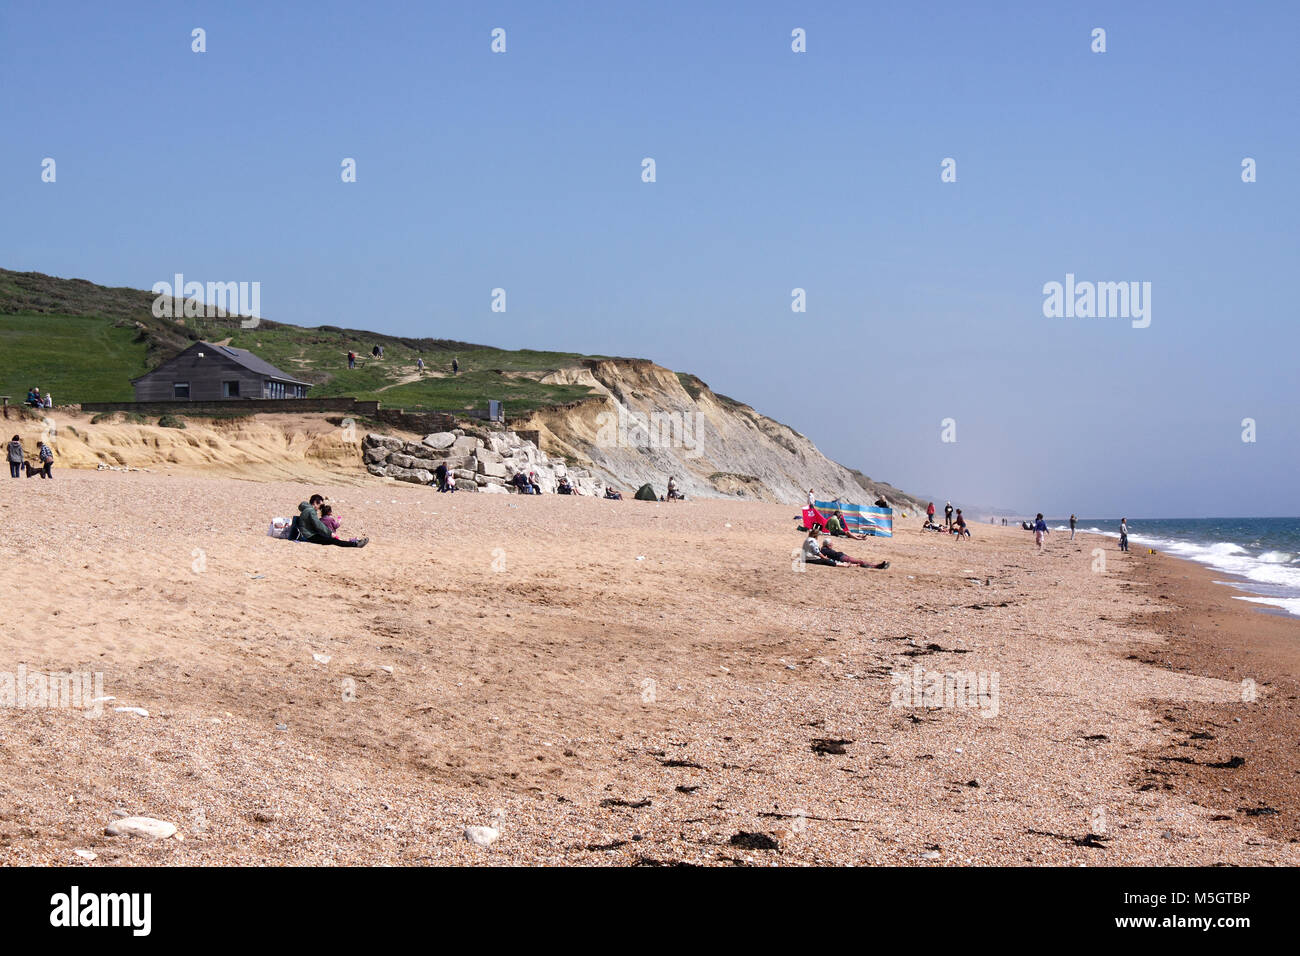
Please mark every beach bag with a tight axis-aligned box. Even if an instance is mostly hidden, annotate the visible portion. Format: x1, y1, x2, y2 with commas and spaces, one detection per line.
268, 516, 295, 539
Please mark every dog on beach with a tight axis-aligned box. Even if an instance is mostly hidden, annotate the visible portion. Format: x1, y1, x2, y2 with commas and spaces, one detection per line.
23, 461, 42, 477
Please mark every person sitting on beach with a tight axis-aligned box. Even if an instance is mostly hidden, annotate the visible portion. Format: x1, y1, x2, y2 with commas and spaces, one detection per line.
296, 495, 368, 547
804, 528, 889, 569
874, 495, 890, 509
801, 528, 841, 566
953, 509, 971, 539
666, 476, 686, 501
510, 471, 533, 494
826, 510, 864, 539
1033, 513, 1048, 550
319, 504, 342, 536
604, 487, 623, 500
557, 476, 574, 495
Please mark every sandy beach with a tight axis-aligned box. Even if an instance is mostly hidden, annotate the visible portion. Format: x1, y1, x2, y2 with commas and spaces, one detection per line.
1, 470, 1295, 866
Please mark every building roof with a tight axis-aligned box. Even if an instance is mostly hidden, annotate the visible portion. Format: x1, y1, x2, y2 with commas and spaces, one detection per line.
133, 341, 312, 386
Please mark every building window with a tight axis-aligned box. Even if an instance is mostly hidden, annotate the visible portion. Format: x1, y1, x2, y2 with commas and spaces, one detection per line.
222, 381, 240, 398
173, 382, 190, 399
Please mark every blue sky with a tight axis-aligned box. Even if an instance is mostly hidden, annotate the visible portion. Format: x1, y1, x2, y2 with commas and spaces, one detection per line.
3, 1, 1295, 517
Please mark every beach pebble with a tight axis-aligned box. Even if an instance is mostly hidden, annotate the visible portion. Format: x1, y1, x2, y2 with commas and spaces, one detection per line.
312, 653, 331, 664
105, 816, 177, 840
464, 826, 499, 847
275, 723, 288, 731
74, 849, 97, 861
920, 849, 941, 860
114, 706, 149, 717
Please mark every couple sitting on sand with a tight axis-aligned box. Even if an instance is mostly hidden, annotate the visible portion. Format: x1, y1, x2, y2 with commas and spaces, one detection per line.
802, 527, 888, 569
295, 494, 368, 548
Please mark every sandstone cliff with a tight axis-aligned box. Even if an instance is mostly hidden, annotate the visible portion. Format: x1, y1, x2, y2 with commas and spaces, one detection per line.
512, 359, 922, 510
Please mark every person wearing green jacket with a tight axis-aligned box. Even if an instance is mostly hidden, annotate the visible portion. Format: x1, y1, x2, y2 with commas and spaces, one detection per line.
297, 495, 368, 548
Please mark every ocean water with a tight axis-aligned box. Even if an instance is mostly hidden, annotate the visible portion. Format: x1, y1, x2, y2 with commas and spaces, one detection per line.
1051, 517, 1300, 618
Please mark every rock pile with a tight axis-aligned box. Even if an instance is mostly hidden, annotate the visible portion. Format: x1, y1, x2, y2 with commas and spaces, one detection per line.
362, 428, 606, 496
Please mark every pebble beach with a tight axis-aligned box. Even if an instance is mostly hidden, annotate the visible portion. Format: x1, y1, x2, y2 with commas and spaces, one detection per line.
1, 471, 1295, 866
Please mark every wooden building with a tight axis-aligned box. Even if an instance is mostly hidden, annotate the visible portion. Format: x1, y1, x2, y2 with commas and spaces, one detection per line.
131, 342, 312, 402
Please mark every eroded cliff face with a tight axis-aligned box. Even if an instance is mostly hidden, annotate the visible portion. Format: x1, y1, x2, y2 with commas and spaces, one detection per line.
514, 359, 923, 509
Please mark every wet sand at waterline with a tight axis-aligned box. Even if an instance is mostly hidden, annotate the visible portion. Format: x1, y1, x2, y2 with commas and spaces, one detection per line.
1, 472, 1296, 866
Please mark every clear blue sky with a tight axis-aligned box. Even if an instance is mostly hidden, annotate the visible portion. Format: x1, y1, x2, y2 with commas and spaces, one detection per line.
3, 1, 1295, 517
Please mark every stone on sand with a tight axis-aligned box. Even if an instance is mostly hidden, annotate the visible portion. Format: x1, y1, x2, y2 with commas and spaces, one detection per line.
105, 816, 177, 840
464, 825, 499, 847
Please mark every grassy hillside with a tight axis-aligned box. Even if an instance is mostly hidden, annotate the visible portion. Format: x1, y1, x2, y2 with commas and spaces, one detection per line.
0, 269, 602, 413
0, 314, 152, 403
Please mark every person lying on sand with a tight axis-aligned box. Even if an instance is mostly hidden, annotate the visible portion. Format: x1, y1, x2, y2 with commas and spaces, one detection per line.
802, 528, 888, 569
296, 495, 368, 547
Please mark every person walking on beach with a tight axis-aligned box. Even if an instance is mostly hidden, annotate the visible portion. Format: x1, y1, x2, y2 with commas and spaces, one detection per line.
452, 358, 459, 375
1069, 514, 1077, 540
944, 501, 954, 528
1033, 513, 1049, 551
6, 435, 24, 478
416, 356, 425, 374
1119, 518, 1129, 552
37, 440, 53, 479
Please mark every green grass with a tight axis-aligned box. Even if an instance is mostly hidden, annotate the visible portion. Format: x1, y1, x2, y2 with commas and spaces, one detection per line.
0, 267, 628, 415
0, 313, 151, 402
194, 323, 606, 414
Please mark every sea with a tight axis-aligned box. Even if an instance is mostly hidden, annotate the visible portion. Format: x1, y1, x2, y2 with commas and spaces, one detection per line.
1051, 517, 1300, 619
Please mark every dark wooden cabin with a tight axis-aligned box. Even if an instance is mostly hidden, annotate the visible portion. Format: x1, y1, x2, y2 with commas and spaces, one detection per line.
131, 342, 312, 401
